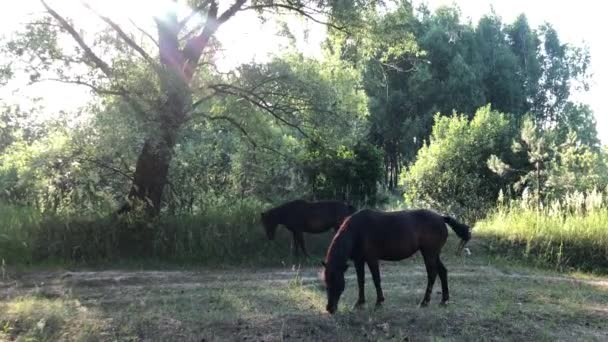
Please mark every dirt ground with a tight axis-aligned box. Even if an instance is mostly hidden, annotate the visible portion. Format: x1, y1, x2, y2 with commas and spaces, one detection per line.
1, 250, 608, 341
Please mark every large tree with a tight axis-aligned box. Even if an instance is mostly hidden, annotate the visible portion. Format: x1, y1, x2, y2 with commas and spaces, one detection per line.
5, 0, 368, 215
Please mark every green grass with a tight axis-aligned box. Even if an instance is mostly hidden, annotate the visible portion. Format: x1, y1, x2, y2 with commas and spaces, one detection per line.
0, 204, 42, 264
476, 202, 608, 273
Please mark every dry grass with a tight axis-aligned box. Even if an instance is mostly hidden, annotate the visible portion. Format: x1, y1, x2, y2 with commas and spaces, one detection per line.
1, 239, 608, 341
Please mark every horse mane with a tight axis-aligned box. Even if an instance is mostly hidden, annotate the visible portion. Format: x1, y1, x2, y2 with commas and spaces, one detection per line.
324, 215, 355, 271
337, 214, 353, 233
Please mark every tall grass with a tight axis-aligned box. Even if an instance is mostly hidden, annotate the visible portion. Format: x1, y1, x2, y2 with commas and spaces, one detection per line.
0, 198, 334, 266
0, 205, 43, 264
476, 189, 608, 272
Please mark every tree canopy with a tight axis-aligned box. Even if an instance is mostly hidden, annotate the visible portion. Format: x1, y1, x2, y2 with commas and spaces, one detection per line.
0, 1, 602, 220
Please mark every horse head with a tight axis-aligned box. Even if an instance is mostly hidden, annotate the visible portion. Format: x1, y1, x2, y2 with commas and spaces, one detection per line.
322, 260, 349, 314
260, 211, 278, 240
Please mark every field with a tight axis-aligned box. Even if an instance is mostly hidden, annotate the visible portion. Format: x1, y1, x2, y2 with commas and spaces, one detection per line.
2, 238, 608, 342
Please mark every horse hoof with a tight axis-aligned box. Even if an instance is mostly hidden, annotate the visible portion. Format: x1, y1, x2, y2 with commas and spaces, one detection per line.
354, 302, 365, 309
440, 300, 449, 306
419, 301, 429, 308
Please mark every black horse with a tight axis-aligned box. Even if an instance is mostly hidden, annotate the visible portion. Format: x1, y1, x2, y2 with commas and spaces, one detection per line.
322, 208, 471, 314
261, 200, 357, 257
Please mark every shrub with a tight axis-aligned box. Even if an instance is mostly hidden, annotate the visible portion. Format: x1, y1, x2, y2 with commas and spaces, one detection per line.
401, 105, 513, 220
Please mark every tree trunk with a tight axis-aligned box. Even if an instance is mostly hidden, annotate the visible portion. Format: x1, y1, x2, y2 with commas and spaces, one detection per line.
393, 153, 399, 190
122, 80, 186, 215
384, 151, 390, 186
128, 135, 174, 215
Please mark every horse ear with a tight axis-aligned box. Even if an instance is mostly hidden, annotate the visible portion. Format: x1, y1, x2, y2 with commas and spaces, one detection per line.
321, 261, 327, 268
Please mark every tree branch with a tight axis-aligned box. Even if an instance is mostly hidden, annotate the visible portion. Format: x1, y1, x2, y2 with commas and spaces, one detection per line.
204, 114, 258, 147
129, 19, 160, 48
241, 3, 345, 31
182, 0, 247, 80
178, 0, 212, 29
189, 93, 216, 113
76, 157, 134, 181
195, 112, 293, 160
209, 83, 309, 138
41, 1, 154, 118
41, 0, 112, 77
38, 78, 126, 96
82, 2, 156, 66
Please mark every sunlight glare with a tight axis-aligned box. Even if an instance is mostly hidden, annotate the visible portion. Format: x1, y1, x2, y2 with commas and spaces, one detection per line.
82, 0, 182, 23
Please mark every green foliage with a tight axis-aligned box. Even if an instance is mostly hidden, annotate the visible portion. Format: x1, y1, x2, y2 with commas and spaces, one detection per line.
401, 105, 512, 219
303, 142, 383, 205
477, 189, 608, 272
0, 205, 41, 264
335, 3, 595, 186
165, 53, 369, 211
488, 117, 608, 203
556, 102, 601, 149
546, 132, 608, 197
0, 110, 137, 214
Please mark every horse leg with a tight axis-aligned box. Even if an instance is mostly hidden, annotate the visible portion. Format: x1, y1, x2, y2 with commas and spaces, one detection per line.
294, 231, 309, 257
420, 251, 438, 307
367, 259, 384, 306
290, 230, 299, 257
354, 259, 366, 308
438, 258, 449, 305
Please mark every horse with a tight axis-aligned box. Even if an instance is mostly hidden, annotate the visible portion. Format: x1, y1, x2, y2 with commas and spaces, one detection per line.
322, 208, 471, 314
260, 199, 357, 257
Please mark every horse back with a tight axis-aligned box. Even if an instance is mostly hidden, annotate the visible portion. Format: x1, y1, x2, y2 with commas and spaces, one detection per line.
275, 200, 352, 232
352, 209, 448, 261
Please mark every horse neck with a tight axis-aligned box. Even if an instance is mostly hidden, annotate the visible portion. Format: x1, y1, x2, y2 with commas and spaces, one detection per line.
327, 228, 354, 268
267, 206, 283, 225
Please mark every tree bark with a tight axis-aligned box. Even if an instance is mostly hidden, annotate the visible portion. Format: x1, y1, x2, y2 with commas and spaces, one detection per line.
128, 127, 176, 215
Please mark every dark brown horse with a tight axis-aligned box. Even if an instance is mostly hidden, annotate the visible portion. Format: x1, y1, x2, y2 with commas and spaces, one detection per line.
322, 208, 471, 314
261, 200, 357, 257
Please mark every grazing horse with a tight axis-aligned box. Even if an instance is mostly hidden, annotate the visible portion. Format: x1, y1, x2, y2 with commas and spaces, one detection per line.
261, 200, 357, 257
322, 208, 471, 314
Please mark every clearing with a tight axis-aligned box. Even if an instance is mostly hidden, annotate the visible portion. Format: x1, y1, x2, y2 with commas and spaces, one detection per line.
1, 241, 608, 341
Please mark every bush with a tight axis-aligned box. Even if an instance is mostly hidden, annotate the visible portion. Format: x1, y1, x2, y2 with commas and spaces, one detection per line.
401, 105, 513, 220
303, 142, 384, 205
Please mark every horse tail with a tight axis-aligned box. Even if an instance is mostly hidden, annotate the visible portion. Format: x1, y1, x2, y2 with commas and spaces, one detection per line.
443, 215, 471, 254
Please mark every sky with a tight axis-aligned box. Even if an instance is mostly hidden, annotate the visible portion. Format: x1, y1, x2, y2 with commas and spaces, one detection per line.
0, 0, 606, 144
